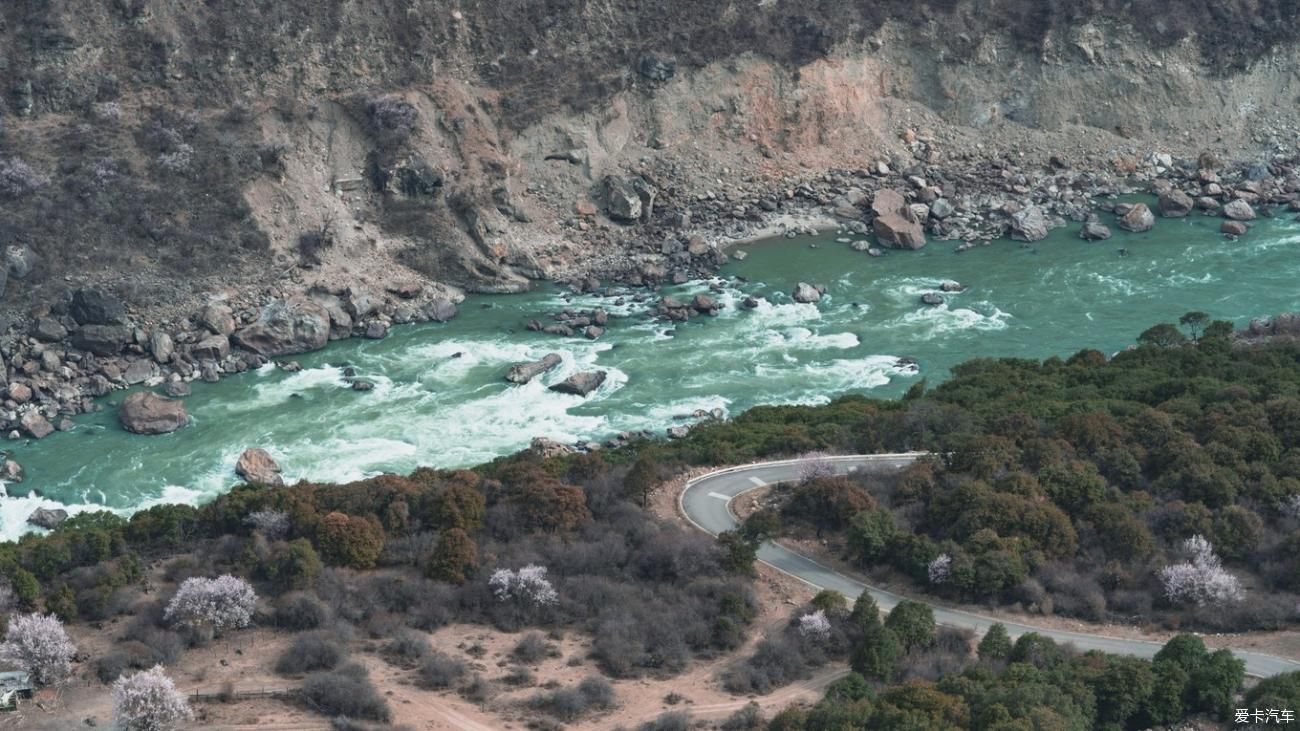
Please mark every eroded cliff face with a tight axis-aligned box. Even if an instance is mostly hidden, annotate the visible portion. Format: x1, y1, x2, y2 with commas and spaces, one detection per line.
0, 0, 1297, 316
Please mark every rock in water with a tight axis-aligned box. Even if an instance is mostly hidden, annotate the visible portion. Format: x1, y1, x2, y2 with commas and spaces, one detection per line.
1010, 206, 1050, 241
1221, 220, 1249, 236
1223, 199, 1257, 221
871, 189, 926, 249
232, 298, 331, 357
792, 282, 823, 303
27, 507, 68, 530
506, 353, 563, 384
1158, 189, 1195, 217
235, 448, 283, 486
2, 458, 23, 482
920, 293, 945, 306
1117, 203, 1155, 232
1080, 222, 1112, 241
119, 391, 189, 434
20, 411, 54, 439
549, 371, 607, 396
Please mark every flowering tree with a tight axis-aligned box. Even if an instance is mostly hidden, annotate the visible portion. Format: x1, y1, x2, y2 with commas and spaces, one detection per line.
245, 509, 290, 540
489, 565, 559, 607
164, 575, 256, 632
0, 613, 76, 685
797, 452, 836, 484
798, 610, 832, 641
113, 665, 192, 731
928, 553, 953, 585
1159, 535, 1243, 606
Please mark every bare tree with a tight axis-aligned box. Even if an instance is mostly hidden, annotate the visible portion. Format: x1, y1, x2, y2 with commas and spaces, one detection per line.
113, 665, 192, 731
0, 613, 76, 685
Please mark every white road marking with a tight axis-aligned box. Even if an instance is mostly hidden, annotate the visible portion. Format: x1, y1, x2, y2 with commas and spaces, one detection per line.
748, 476, 766, 486
708, 492, 732, 501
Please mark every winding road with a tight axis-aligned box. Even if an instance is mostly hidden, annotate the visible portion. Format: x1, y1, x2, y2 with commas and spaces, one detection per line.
680, 454, 1300, 678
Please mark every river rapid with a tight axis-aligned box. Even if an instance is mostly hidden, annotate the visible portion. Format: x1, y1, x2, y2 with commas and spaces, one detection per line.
4, 213, 1299, 539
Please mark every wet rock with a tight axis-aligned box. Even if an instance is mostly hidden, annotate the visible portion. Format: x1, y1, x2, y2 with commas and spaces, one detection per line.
2, 459, 23, 482
741, 296, 760, 309
666, 425, 692, 439
421, 298, 458, 323
1117, 203, 1155, 232
72, 324, 131, 356
1196, 196, 1222, 212
235, 448, 283, 486
792, 282, 823, 304
163, 381, 191, 398
70, 289, 126, 326
232, 298, 331, 357
583, 325, 605, 339
1221, 220, 1249, 237
190, 334, 231, 362
939, 281, 966, 293
118, 391, 189, 434
199, 302, 237, 335
20, 411, 54, 439
363, 321, 389, 339
531, 436, 576, 458
542, 324, 575, 336
31, 317, 67, 342
691, 294, 720, 315
27, 507, 67, 530
871, 189, 926, 249
506, 353, 563, 384
350, 380, 374, 392
1080, 222, 1112, 241
920, 292, 945, 306
1010, 206, 1050, 242
549, 371, 607, 396
149, 330, 174, 364
1157, 189, 1195, 217
1223, 199, 1257, 221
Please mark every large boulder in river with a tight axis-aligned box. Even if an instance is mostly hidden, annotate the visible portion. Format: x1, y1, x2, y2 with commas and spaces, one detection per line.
549, 371, 607, 396
232, 298, 331, 357
20, 411, 54, 439
27, 508, 68, 530
1080, 222, 1112, 241
1223, 199, 1257, 221
235, 448, 284, 486
1010, 206, 1050, 242
871, 189, 926, 249
1117, 203, 1155, 232
72, 324, 131, 356
792, 282, 823, 304
70, 288, 126, 325
421, 298, 458, 323
2, 458, 24, 483
1158, 189, 1195, 217
506, 353, 563, 384
119, 391, 189, 434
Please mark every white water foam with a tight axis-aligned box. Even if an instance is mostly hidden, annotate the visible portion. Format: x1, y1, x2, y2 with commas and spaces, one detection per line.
886, 303, 1011, 338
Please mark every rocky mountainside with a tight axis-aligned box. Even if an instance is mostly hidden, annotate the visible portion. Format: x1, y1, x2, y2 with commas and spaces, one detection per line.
0, 1, 1298, 439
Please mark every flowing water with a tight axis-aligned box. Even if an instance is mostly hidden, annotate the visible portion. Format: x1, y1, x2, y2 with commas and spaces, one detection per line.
5, 212, 1299, 539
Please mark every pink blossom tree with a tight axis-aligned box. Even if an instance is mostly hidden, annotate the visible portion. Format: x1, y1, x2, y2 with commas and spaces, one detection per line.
798, 610, 832, 641
928, 553, 953, 585
797, 451, 836, 484
0, 612, 76, 685
113, 665, 192, 731
1159, 535, 1243, 606
164, 575, 256, 633
489, 565, 559, 607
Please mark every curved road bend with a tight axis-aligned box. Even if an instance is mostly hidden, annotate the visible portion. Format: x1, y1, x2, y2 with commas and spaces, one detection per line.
680, 454, 1300, 678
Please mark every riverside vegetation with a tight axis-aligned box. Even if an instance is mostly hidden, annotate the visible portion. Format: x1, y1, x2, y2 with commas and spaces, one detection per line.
5, 315, 1300, 728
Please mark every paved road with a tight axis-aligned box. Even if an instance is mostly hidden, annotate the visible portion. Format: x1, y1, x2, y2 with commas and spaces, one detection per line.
680, 454, 1300, 678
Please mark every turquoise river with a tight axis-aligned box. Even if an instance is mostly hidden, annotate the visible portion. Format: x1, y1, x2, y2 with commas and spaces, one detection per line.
4, 211, 1299, 539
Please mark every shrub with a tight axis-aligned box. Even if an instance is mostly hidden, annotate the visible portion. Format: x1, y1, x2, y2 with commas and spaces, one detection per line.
276, 631, 347, 675
529, 677, 616, 721
273, 592, 329, 630
721, 702, 765, 731
301, 664, 391, 722
637, 711, 692, 731
317, 513, 385, 569
366, 95, 419, 146
0, 157, 47, 198
382, 630, 431, 668
417, 651, 467, 689
512, 632, 550, 664
246, 510, 290, 539
423, 528, 477, 583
